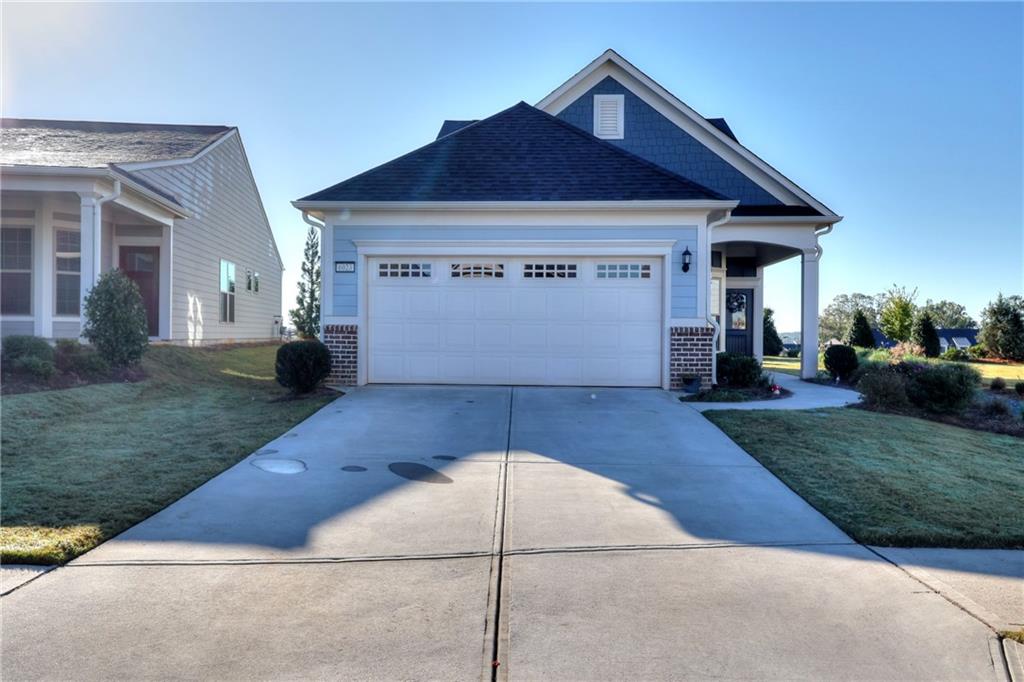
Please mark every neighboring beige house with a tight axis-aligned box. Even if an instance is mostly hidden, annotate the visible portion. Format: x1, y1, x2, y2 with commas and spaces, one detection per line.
1, 119, 283, 344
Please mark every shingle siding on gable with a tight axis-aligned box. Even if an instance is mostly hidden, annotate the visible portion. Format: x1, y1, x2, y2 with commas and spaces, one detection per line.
556, 76, 782, 206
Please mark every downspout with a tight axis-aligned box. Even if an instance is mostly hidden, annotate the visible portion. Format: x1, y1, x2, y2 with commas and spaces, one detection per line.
705, 210, 733, 385
94, 179, 121, 282
813, 223, 833, 260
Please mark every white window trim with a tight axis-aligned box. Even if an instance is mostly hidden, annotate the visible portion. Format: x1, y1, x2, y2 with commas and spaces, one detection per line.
593, 94, 624, 139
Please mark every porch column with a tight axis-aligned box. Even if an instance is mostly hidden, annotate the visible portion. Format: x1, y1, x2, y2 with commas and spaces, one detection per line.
78, 193, 101, 324
33, 195, 55, 338
800, 247, 820, 379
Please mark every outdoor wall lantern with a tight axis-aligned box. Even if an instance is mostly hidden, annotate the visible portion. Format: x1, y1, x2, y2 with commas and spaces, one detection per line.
681, 247, 692, 273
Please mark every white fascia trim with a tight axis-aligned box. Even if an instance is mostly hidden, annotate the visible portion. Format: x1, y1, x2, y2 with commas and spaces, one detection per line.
353, 239, 677, 256
1, 165, 188, 219
536, 50, 838, 218
293, 199, 738, 213
115, 129, 238, 171
669, 317, 711, 328
324, 315, 360, 325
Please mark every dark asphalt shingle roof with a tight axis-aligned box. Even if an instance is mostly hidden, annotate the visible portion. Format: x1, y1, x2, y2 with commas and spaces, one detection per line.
301, 103, 730, 203
436, 120, 478, 139
0, 118, 233, 168
706, 117, 737, 142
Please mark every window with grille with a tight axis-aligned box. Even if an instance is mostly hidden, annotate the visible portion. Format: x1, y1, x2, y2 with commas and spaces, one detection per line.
596, 263, 651, 279
523, 263, 577, 279
55, 229, 81, 315
451, 263, 504, 279
1, 227, 32, 315
379, 262, 432, 278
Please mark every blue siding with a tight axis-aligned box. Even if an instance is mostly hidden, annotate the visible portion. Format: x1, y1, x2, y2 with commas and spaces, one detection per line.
331, 225, 700, 318
556, 77, 781, 206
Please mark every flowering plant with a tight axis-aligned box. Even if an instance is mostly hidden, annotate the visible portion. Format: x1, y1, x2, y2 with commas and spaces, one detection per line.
770, 384, 782, 395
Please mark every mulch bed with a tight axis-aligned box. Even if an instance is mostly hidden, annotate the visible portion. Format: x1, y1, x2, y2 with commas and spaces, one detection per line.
680, 386, 794, 403
853, 396, 1024, 438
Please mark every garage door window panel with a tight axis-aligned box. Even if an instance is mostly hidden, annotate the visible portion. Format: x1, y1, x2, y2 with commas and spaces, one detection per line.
378, 262, 432, 278
596, 263, 651, 279
451, 263, 504, 279
523, 263, 577, 279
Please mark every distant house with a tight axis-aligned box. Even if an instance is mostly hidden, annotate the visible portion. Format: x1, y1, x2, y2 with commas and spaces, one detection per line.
1, 119, 283, 344
871, 327, 978, 352
936, 328, 979, 353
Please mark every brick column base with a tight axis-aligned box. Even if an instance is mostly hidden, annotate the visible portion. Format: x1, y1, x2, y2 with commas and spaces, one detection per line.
670, 326, 714, 390
323, 324, 358, 385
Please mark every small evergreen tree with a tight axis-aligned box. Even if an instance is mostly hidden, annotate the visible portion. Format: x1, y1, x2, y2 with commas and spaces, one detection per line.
847, 309, 875, 348
82, 269, 149, 367
762, 308, 784, 356
912, 311, 941, 358
979, 293, 1024, 360
290, 226, 321, 339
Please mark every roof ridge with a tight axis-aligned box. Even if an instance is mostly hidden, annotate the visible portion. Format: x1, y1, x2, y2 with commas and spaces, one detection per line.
1, 118, 235, 136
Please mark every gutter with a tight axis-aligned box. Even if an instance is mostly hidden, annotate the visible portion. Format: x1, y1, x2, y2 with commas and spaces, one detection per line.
705, 210, 733, 385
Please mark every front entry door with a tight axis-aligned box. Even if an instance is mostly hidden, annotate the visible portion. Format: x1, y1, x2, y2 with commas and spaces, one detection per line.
725, 288, 753, 356
119, 246, 160, 336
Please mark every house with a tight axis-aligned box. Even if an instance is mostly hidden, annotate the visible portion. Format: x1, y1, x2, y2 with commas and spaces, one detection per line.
1, 119, 283, 345
293, 50, 841, 388
872, 327, 978, 352
936, 328, 979, 353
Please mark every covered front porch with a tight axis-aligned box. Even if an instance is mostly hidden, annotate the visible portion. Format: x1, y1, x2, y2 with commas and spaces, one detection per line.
712, 220, 829, 379
0, 170, 185, 341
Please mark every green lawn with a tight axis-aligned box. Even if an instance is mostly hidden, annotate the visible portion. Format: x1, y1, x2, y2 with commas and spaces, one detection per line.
762, 354, 1023, 387
1, 344, 336, 564
705, 408, 1024, 548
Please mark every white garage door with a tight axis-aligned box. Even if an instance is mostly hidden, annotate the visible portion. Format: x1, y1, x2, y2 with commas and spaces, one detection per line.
367, 257, 663, 386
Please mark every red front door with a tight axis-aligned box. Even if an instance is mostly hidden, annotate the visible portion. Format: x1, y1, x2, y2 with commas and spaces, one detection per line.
119, 246, 160, 336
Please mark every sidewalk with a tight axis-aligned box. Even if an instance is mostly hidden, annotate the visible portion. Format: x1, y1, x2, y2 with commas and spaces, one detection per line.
685, 371, 861, 412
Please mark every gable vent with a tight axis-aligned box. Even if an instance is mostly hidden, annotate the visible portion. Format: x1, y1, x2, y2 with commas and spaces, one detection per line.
593, 94, 624, 139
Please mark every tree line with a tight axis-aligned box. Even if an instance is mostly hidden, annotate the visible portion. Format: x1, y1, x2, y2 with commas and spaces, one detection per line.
816, 286, 1023, 361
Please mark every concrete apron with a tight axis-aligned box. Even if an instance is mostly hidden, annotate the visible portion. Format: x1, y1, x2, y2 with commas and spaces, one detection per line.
1, 386, 1006, 680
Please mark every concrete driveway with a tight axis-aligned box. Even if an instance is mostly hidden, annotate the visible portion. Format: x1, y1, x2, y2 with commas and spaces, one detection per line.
1, 386, 1003, 680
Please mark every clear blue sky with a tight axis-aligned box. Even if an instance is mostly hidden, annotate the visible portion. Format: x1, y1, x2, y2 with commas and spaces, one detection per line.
4, 2, 1021, 331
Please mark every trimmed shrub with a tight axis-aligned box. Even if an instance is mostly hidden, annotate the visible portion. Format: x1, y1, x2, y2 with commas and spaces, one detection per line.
81, 270, 149, 367
990, 377, 1007, 392
858, 369, 909, 410
275, 340, 331, 393
1015, 381, 1024, 397
9, 355, 56, 380
54, 339, 109, 377
980, 399, 1010, 418
715, 352, 764, 388
912, 312, 941, 358
823, 344, 858, 381
967, 344, 988, 360
890, 341, 925, 359
763, 308, 785, 357
941, 348, 969, 362
2, 335, 55, 367
904, 363, 980, 413
786, 348, 800, 358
